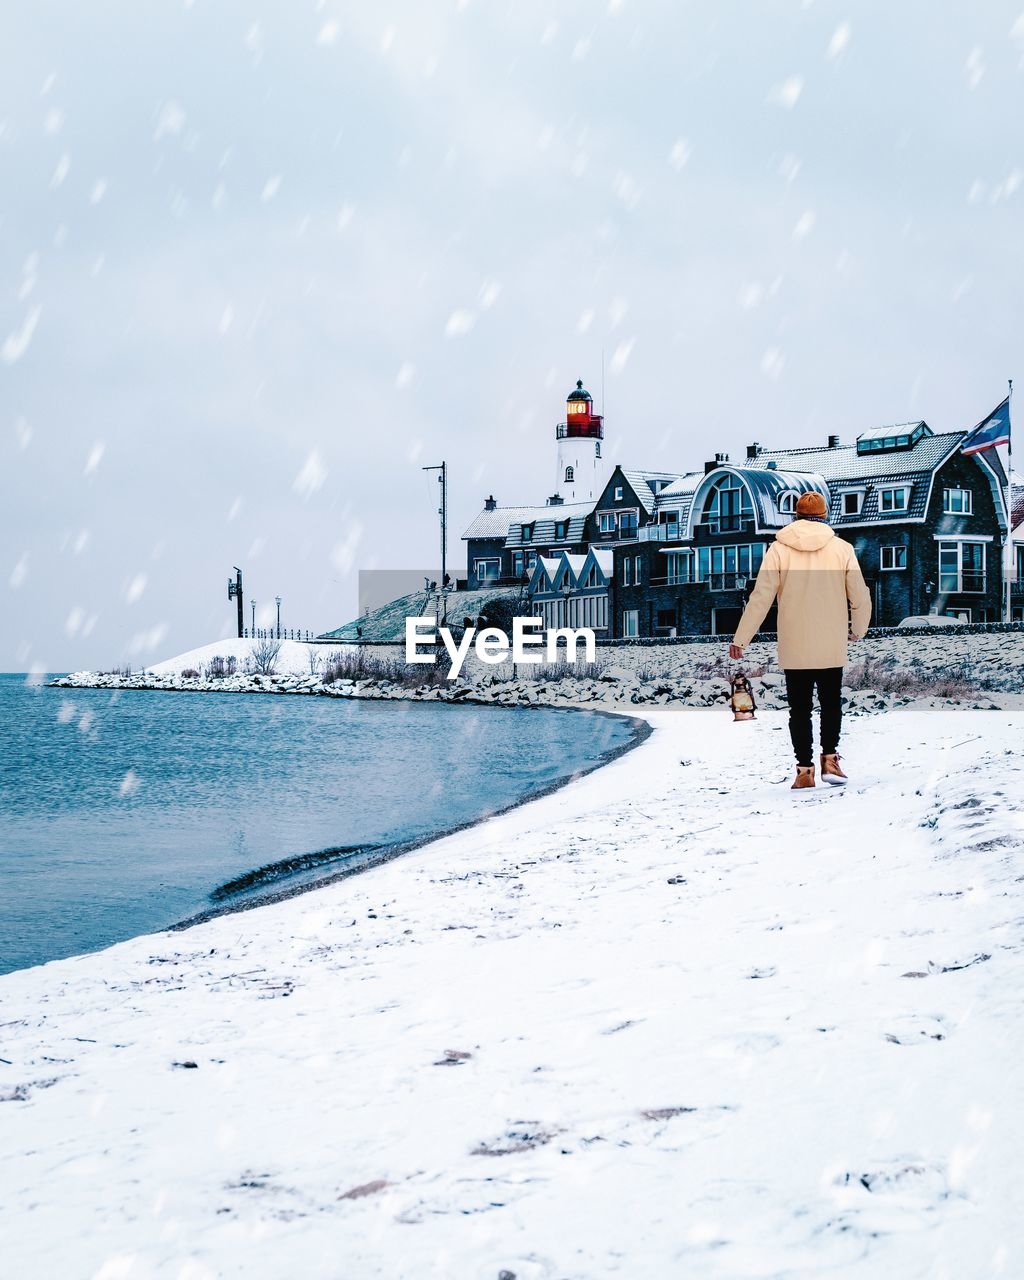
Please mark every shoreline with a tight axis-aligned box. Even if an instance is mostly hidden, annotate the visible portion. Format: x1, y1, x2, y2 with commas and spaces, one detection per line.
171, 704, 653, 932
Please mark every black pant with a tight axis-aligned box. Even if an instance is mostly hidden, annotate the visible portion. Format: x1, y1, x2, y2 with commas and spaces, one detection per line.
784, 668, 843, 767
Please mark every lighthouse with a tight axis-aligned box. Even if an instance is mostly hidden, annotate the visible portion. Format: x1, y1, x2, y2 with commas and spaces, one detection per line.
555, 379, 607, 502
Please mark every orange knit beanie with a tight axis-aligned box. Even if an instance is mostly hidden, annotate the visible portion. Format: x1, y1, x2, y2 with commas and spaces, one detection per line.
795, 491, 828, 518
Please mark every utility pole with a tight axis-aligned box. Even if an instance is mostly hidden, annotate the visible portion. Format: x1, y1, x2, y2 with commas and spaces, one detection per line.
227, 567, 244, 638
422, 460, 449, 626
1006, 378, 1014, 623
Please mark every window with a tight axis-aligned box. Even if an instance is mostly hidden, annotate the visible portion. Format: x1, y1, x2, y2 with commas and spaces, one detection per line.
595, 442, 601, 458
1017, 545, 1024, 583
598, 511, 616, 533
614, 486, 623, 501
880, 546, 907, 571
943, 487, 972, 515
695, 543, 765, 588
622, 557, 632, 586
778, 491, 797, 514
843, 491, 864, 516
554, 520, 568, 540
474, 558, 500, 582
634, 555, 642, 585
665, 550, 693, 585
938, 541, 986, 593
622, 609, 639, 638
564, 466, 574, 484
701, 474, 753, 532
655, 608, 676, 635
619, 510, 638, 537
657, 509, 680, 539
521, 523, 534, 542
526, 551, 537, 571
512, 551, 524, 578
879, 487, 910, 513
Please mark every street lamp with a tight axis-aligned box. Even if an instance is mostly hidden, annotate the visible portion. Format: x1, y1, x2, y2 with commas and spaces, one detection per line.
251, 599, 257, 636
275, 595, 282, 639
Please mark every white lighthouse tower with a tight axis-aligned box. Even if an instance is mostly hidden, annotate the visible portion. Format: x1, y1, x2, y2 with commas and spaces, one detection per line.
555, 378, 607, 502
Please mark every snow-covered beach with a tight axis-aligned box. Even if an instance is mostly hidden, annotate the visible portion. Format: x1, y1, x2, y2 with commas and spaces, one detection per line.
2, 704, 1022, 1279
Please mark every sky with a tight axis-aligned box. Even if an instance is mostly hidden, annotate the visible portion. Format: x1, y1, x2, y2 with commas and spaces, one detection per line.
2, 0, 1023, 671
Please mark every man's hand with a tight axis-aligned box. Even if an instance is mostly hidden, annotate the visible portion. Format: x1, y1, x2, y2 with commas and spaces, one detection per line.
729, 643, 744, 660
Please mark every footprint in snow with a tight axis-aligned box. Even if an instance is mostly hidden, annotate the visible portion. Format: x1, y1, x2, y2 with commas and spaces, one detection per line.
883, 1013, 948, 1045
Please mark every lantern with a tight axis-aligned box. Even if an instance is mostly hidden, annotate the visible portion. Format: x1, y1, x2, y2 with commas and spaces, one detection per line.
729, 671, 756, 721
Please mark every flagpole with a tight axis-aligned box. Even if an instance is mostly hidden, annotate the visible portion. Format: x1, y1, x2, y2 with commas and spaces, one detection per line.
1007, 377, 1014, 623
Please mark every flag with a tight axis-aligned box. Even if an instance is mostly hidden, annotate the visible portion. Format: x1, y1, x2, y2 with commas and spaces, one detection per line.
960, 396, 1010, 456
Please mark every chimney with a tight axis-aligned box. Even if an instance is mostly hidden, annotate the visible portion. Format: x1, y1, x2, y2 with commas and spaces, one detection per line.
546, 493, 564, 506
484, 494, 497, 511
827, 434, 840, 449
746, 442, 762, 460
704, 459, 718, 474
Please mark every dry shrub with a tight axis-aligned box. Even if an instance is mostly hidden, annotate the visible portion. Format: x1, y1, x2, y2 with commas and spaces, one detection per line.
845, 656, 983, 700
322, 648, 451, 688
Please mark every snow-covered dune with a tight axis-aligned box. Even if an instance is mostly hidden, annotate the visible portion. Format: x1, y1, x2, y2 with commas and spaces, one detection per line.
145, 637, 350, 678
1, 707, 1022, 1278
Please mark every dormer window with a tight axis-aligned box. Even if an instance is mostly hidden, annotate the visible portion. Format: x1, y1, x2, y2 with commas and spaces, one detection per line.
856, 422, 930, 454
843, 491, 865, 516
554, 520, 568, 540
564, 466, 574, 484
879, 486, 910, 514
521, 523, 534, 542
778, 491, 798, 514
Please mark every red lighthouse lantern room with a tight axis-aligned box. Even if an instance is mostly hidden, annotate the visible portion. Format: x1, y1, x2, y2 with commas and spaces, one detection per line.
559, 379, 604, 441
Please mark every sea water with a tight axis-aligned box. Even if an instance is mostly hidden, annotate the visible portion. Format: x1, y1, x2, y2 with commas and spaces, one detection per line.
0, 675, 634, 974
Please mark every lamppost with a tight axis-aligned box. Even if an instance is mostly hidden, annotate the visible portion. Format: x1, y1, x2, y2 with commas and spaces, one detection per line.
275, 596, 282, 639
421, 461, 448, 626
251, 599, 257, 636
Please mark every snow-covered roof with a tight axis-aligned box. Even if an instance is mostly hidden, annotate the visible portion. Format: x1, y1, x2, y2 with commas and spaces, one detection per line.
619, 469, 684, 514
684, 467, 830, 537
744, 431, 964, 483
1012, 480, 1024, 533
462, 501, 592, 542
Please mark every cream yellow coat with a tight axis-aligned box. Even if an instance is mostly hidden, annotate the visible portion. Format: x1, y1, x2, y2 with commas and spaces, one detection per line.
732, 520, 872, 669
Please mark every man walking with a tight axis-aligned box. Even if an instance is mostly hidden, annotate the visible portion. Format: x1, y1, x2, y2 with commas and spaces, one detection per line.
729, 491, 872, 790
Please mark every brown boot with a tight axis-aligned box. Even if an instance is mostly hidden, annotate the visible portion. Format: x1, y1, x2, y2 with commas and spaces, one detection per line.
820, 753, 848, 785
791, 765, 815, 791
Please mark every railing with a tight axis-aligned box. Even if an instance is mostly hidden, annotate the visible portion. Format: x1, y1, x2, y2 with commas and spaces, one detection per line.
638, 522, 682, 543
556, 421, 604, 440
940, 575, 987, 594
243, 628, 316, 640
647, 573, 749, 591
694, 517, 756, 537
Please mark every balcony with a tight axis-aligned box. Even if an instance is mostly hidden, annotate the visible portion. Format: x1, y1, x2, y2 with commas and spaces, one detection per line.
693, 517, 756, 540
648, 573, 749, 591
556, 420, 604, 440
638, 522, 682, 543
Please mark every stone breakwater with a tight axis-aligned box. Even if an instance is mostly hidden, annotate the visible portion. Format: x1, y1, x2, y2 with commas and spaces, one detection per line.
49, 666, 1006, 714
